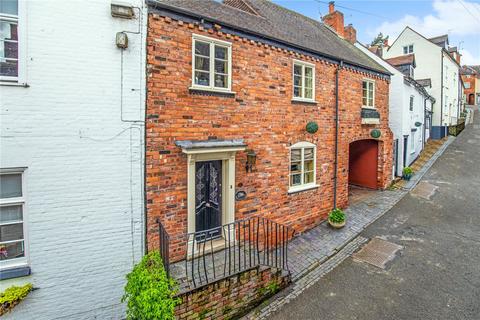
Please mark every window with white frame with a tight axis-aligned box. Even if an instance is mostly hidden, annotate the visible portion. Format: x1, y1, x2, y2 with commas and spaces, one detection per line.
465, 82, 471, 89
409, 95, 414, 111
362, 79, 375, 107
0, 170, 27, 267
289, 142, 316, 191
403, 45, 413, 54
192, 34, 232, 91
0, 0, 20, 81
293, 60, 315, 101
410, 131, 415, 153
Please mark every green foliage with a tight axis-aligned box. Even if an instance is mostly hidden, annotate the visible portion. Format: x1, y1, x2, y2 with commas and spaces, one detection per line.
258, 280, 280, 296
328, 208, 346, 223
371, 32, 389, 47
122, 251, 180, 320
402, 167, 413, 176
0, 283, 33, 316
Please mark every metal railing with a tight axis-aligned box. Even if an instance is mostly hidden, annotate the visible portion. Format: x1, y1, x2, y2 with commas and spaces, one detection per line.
157, 218, 170, 277
157, 216, 295, 291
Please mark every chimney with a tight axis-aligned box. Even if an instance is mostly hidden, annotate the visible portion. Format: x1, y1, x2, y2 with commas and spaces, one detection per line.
344, 24, 357, 44
322, 1, 345, 38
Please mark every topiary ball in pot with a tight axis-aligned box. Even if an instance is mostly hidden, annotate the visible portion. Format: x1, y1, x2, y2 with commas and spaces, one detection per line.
328, 208, 346, 229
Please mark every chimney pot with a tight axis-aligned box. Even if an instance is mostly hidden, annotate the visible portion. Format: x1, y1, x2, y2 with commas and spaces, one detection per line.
329, 1, 335, 14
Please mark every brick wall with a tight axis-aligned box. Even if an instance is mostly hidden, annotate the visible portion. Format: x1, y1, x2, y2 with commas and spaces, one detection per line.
462, 74, 477, 104
175, 267, 290, 319
146, 14, 393, 256
0, 1, 146, 319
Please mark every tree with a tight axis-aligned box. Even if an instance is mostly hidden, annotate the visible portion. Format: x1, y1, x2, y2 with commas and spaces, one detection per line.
371, 32, 389, 47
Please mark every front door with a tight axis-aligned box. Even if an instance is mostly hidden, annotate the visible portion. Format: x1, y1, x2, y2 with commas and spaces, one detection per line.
393, 139, 398, 177
403, 136, 409, 168
195, 160, 222, 239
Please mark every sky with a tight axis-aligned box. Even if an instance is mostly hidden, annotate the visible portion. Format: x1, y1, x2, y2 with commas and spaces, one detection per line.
271, 0, 480, 65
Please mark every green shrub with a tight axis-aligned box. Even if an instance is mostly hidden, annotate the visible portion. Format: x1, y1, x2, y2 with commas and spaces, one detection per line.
122, 251, 180, 320
402, 167, 413, 175
328, 208, 346, 223
0, 283, 33, 316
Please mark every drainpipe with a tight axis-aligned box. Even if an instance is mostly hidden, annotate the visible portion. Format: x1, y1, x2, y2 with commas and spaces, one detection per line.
333, 61, 343, 209
440, 53, 444, 138
423, 97, 427, 149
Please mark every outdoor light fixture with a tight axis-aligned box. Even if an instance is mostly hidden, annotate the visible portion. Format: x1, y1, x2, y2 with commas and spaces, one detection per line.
246, 150, 257, 173
111, 2, 135, 19
116, 32, 128, 49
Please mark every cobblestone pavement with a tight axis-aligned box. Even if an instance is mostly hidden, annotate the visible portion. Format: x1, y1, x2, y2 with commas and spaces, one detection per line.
243, 135, 453, 320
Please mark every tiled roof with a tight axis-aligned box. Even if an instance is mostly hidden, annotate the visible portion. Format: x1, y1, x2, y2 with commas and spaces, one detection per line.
148, 0, 389, 74
416, 78, 432, 87
428, 34, 449, 47
385, 54, 416, 67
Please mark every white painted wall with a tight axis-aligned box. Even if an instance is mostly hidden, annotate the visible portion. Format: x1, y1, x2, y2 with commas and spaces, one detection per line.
0, 1, 146, 319
384, 27, 460, 127
356, 42, 428, 177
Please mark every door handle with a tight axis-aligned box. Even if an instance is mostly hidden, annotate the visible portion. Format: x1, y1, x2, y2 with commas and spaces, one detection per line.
206, 203, 211, 207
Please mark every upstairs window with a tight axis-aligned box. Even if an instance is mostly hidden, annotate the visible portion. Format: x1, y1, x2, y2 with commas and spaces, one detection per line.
409, 95, 414, 111
0, 170, 27, 268
292, 60, 315, 101
403, 44, 413, 54
0, 0, 19, 81
362, 79, 375, 108
192, 34, 232, 92
289, 142, 316, 192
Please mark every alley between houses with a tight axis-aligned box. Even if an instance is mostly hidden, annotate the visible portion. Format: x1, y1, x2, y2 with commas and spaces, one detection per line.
265, 108, 480, 319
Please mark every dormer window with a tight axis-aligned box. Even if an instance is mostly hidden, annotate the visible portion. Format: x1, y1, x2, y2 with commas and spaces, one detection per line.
403, 45, 413, 54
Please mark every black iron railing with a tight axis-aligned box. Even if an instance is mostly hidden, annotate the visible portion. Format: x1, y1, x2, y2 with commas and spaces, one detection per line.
157, 216, 295, 291
157, 218, 170, 277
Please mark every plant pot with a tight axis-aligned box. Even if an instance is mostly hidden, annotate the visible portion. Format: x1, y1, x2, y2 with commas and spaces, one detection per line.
328, 219, 346, 229
403, 173, 412, 181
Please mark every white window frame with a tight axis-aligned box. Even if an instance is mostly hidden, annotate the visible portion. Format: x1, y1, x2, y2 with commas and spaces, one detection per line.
410, 131, 415, 154
465, 82, 470, 89
0, 0, 27, 85
190, 34, 232, 93
362, 79, 375, 108
288, 141, 317, 193
292, 59, 315, 102
0, 168, 28, 270
403, 44, 413, 54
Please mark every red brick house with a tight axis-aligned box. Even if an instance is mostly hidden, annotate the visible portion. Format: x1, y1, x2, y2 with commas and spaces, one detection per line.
146, 0, 393, 261
461, 65, 480, 106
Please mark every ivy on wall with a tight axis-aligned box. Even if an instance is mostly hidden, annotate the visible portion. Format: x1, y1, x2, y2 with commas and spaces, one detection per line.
0, 283, 33, 316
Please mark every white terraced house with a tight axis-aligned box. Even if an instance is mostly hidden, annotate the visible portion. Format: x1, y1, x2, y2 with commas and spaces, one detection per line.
356, 43, 435, 178
0, 1, 146, 319
383, 27, 461, 140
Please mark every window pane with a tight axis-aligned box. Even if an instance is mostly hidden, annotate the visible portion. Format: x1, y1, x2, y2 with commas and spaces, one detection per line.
293, 75, 301, 86
293, 64, 302, 75
368, 97, 374, 106
368, 82, 374, 91
293, 86, 301, 97
403, 47, 407, 54
290, 162, 301, 173
214, 60, 227, 74
0, 241, 24, 261
291, 149, 301, 162
304, 160, 314, 172
362, 97, 367, 106
194, 56, 209, 71
0, 223, 23, 242
304, 171, 314, 184
0, 174, 22, 198
305, 77, 313, 89
214, 46, 227, 60
290, 174, 301, 186
195, 41, 210, 56
0, 40, 18, 59
362, 81, 367, 90
0, 0, 18, 15
305, 67, 313, 78
0, 58, 17, 77
194, 71, 209, 86
214, 74, 227, 88
304, 148, 314, 160
305, 88, 313, 99
0, 205, 22, 223
0, 21, 17, 41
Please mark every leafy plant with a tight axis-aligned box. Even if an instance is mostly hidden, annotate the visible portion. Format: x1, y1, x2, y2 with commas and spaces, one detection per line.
258, 280, 280, 296
0, 283, 33, 316
328, 208, 346, 223
402, 167, 413, 176
122, 251, 180, 320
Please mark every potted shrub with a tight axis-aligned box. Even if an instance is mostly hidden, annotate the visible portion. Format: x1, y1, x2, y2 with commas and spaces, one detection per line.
328, 208, 346, 229
402, 167, 413, 181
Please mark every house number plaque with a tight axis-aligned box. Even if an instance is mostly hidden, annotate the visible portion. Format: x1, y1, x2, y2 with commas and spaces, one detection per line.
235, 191, 247, 201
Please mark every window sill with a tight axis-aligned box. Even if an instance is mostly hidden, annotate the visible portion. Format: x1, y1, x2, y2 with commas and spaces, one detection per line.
361, 106, 376, 110
0, 265, 31, 280
292, 98, 317, 105
288, 184, 319, 194
361, 118, 380, 125
189, 86, 235, 97
0, 82, 29, 87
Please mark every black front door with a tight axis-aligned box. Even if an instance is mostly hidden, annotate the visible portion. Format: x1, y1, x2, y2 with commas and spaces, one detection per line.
393, 139, 399, 177
195, 160, 222, 240
403, 135, 409, 168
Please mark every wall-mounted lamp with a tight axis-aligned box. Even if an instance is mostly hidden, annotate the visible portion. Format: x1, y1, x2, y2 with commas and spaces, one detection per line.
246, 150, 257, 173
116, 32, 128, 49
111, 3, 135, 19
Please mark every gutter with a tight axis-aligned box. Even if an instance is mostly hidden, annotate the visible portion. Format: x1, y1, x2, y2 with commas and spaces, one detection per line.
333, 61, 343, 209
147, 0, 390, 77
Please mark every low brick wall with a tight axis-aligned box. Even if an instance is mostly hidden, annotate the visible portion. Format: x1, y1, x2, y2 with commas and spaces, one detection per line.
175, 267, 290, 319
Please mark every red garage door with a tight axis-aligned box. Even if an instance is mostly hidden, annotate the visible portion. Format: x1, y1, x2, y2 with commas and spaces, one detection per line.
349, 139, 378, 189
